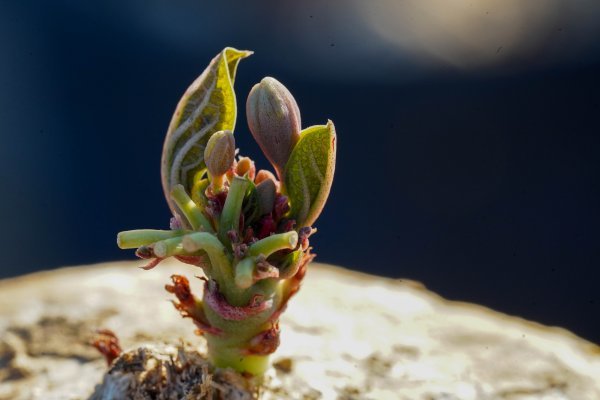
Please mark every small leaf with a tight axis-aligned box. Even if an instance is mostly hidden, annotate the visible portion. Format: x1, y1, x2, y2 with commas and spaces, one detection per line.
277, 249, 304, 279
283, 120, 336, 228
242, 179, 261, 227
161, 47, 252, 219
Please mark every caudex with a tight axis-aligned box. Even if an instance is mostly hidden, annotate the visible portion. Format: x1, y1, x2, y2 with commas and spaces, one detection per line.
116, 47, 336, 377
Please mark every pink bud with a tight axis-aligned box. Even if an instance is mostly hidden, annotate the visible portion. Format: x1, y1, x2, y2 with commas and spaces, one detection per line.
246, 77, 301, 178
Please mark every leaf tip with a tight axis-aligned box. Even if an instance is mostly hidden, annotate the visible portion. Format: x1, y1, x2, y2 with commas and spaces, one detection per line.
224, 47, 254, 61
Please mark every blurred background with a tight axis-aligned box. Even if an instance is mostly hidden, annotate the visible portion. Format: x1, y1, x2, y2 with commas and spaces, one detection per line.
1, 1, 599, 342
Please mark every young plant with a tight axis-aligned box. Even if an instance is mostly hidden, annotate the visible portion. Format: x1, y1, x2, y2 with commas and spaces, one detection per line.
117, 48, 336, 377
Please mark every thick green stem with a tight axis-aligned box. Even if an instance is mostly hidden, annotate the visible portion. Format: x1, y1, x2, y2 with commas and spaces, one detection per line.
208, 344, 270, 376
170, 184, 214, 232
202, 279, 284, 376
248, 231, 298, 257
117, 229, 184, 249
218, 176, 249, 246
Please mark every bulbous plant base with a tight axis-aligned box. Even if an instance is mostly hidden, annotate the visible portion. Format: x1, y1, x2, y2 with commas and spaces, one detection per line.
89, 344, 256, 400
1, 260, 600, 399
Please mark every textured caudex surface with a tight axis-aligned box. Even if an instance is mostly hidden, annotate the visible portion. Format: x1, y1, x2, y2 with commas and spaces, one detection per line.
116, 47, 336, 376
1, 261, 600, 399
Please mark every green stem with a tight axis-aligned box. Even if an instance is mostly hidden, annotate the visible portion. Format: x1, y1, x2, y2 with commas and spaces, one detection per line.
208, 172, 226, 194
234, 257, 255, 289
207, 344, 270, 376
153, 236, 187, 258
182, 232, 231, 279
117, 229, 184, 249
218, 176, 249, 246
203, 281, 284, 376
171, 184, 214, 232
249, 231, 298, 257
191, 178, 210, 207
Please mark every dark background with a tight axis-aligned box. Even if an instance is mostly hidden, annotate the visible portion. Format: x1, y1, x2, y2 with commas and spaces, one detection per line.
1, 1, 599, 343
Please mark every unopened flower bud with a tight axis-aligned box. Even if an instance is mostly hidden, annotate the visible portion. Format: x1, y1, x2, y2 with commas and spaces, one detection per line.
236, 157, 256, 181
255, 169, 280, 190
205, 130, 235, 176
204, 130, 235, 193
246, 77, 301, 178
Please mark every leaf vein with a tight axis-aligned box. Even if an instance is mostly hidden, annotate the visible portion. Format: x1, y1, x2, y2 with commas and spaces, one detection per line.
170, 116, 219, 186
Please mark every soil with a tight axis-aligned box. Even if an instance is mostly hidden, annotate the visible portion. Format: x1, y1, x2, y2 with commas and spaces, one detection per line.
1, 260, 599, 399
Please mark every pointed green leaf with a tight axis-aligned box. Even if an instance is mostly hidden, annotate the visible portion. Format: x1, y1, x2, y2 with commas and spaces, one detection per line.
161, 47, 252, 218
284, 120, 336, 228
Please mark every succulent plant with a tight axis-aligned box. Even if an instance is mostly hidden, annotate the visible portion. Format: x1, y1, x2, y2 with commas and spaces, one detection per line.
117, 47, 336, 377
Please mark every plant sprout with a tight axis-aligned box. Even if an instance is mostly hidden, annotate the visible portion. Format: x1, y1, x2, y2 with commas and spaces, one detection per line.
116, 48, 336, 377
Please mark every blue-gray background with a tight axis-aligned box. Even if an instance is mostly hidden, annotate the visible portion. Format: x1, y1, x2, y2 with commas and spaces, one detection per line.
1, 1, 599, 342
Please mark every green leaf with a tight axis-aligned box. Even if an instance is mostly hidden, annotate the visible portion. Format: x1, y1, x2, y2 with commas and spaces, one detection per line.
242, 180, 261, 227
218, 176, 250, 246
284, 120, 336, 228
161, 47, 252, 218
